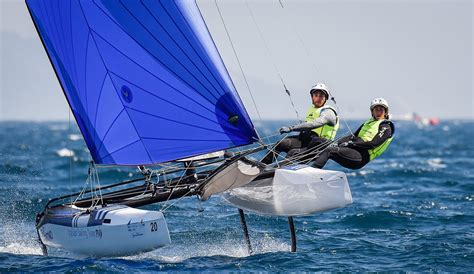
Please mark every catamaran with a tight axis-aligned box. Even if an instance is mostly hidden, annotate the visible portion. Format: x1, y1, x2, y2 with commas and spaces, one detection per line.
26, 0, 352, 257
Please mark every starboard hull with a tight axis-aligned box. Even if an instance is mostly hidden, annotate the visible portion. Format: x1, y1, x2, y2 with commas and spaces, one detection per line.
223, 165, 353, 216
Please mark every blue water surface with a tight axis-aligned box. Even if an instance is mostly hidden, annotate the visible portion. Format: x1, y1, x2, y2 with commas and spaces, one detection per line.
0, 120, 473, 271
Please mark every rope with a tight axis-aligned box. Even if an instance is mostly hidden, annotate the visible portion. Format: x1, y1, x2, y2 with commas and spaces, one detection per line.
277, 2, 354, 136
282, 135, 345, 164
160, 160, 195, 211
244, 0, 301, 121
72, 161, 105, 209
161, 144, 268, 213
277, 1, 319, 81
68, 110, 72, 205
92, 162, 104, 208
261, 134, 292, 165
262, 130, 351, 168
283, 86, 302, 122
160, 187, 196, 213
278, 0, 285, 8
214, 0, 264, 139
201, 148, 349, 213
330, 98, 355, 137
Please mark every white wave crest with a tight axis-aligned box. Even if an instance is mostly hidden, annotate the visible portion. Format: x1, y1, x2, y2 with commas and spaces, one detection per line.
0, 221, 43, 256
68, 134, 82, 141
0, 243, 42, 256
56, 148, 75, 157
427, 158, 446, 169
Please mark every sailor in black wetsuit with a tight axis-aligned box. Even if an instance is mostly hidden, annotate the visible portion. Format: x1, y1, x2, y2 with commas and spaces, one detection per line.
261, 83, 339, 164
313, 98, 394, 170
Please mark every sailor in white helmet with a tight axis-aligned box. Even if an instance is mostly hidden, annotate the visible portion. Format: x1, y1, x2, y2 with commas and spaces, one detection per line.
313, 98, 395, 169
262, 83, 339, 164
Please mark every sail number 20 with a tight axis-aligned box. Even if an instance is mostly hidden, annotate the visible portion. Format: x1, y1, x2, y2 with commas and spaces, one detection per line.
150, 222, 158, 232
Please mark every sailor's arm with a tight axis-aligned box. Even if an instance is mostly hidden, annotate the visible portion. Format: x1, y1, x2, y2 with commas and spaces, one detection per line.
289, 108, 337, 132
338, 125, 363, 144
351, 123, 392, 149
337, 135, 354, 144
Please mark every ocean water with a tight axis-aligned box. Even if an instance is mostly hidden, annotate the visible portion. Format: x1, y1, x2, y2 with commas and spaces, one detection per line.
0, 120, 473, 271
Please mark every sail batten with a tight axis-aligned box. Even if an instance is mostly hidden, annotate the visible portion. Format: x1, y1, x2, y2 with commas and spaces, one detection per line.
27, 0, 258, 165
124, 107, 229, 136
97, 2, 223, 104
89, 30, 221, 118
108, 71, 224, 125
124, 2, 225, 100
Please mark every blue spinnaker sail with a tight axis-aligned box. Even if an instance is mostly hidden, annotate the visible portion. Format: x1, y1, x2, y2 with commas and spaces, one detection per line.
26, 0, 258, 165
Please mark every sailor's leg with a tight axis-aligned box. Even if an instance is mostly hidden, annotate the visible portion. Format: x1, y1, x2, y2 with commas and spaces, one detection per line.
261, 136, 301, 164
286, 147, 304, 158
312, 147, 333, 168
329, 147, 367, 169
313, 147, 366, 169
306, 136, 328, 148
287, 136, 329, 163
261, 150, 276, 164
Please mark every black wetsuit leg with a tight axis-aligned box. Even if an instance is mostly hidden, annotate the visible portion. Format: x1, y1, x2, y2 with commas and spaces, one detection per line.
307, 136, 329, 148
286, 136, 329, 162
261, 136, 302, 164
313, 147, 369, 170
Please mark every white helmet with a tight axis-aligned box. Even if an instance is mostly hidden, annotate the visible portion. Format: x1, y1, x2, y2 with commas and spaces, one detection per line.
370, 98, 389, 112
310, 83, 330, 99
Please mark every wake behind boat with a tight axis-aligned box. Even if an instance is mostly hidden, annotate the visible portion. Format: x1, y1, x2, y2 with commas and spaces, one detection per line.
26, 0, 353, 256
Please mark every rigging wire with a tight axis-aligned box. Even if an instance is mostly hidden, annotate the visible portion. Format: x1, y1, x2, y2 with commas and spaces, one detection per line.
73, 161, 92, 205
330, 98, 355, 137
70, 133, 338, 214
214, 0, 263, 141
277, 1, 354, 136
68, 109, 73, 205
41, 2, 363, 219
160, 160, 195, 212
278, 0, 284, 8
158, 143, 267, 213
277, 134, 347, 165
159, 145, 265, 212
198, 139, 349, 213
91, 162, 104, 208
244, 0, 301, 122
76, 2, 354, 212
160, 151, 266, 213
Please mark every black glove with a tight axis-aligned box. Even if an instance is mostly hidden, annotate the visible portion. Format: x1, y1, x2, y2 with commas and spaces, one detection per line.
279, 126, 292, 134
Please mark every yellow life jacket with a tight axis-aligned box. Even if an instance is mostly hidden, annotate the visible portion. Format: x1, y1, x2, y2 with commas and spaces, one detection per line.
357, 118, 394, 160
305, 105, 339, 140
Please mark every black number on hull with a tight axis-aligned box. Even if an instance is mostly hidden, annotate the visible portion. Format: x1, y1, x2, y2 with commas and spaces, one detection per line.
150, 222, 158, 232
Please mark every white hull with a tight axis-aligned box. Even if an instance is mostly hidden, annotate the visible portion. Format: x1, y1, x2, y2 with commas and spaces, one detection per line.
38, 205, 170, 257
223, 166, 353, 216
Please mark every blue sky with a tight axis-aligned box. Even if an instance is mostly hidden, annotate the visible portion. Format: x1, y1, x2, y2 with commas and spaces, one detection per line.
1, 0, 472, 121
